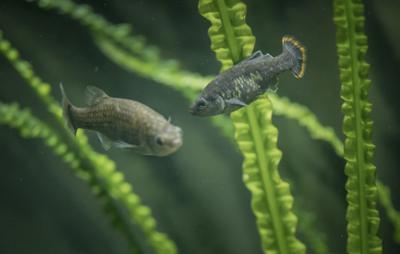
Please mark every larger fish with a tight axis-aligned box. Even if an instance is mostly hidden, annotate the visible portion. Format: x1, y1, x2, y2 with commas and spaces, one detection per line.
190, 35, 306, 116
60, 84, 183, 156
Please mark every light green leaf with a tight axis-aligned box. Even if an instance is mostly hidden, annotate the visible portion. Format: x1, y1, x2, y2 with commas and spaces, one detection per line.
333, 0, 382, 253
198, 0, 306, 253
232, 97, 306, 254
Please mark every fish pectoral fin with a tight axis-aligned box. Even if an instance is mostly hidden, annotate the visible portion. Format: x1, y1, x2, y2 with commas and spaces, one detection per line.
96, 132, 113, 151
226, 98, 247, 107
85, 86, 109, 106
97, 132, 139, 151
113, 141, 138, 149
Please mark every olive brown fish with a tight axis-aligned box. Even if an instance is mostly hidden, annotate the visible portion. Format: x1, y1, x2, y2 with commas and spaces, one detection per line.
60, 84, 182, 156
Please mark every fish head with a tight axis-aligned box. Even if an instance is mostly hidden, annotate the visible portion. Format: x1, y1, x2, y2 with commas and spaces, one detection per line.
149, 124, 183, 156
189, 95, 225, 117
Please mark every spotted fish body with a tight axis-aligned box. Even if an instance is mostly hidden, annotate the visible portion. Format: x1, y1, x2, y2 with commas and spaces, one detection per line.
60, 85, 182, 156
190, 36, 306, 116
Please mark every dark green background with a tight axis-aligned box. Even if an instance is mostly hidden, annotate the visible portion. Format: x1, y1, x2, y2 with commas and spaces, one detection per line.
0, 0, 399, 253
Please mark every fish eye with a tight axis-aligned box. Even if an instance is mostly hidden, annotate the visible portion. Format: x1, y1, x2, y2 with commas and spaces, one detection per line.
155, 137, 164, 146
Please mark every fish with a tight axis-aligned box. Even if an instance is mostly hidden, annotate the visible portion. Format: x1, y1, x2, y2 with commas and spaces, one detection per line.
190, 35, 306, 116
60, 84, 183, 156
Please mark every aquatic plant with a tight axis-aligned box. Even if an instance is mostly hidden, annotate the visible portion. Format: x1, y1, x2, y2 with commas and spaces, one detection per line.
198, 0, 306, 253
333, 0, 382, 253
0, 31, 177, 254
36, 0, 400, 249
32, 0, 400, 250
0, 0, 397, 253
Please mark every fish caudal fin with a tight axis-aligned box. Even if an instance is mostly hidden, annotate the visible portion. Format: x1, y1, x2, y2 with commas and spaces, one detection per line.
282, 35, 306, 79
59, 83, 77, 135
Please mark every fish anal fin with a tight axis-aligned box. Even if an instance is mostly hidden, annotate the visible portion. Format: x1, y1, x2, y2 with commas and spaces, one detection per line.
226, 98, 247, 107
96, 132, 113, 151
86, 86, 109, 106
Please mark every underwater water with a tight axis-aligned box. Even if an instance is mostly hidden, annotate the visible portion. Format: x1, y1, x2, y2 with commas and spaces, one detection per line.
0, 0, 399, 253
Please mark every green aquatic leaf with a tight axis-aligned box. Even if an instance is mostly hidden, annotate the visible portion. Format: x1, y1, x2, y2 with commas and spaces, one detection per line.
333, 0, 382, 253
232, 97, 306, 254
198, 0, 255, 69
198, 0, 305, 253
0, 31, 177, 254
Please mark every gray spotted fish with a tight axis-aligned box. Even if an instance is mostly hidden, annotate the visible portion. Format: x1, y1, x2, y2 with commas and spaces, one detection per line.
190, 35, 306, 116
60, 84, 183, 156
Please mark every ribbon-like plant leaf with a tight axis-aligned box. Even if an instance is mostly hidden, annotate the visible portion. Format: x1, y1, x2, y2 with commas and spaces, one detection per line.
333, 0, 382, 253
198, 0, 306, 253
0, 31, 177, 254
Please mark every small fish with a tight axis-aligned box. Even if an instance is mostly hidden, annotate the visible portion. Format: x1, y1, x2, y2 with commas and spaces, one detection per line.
60, 84, 183, 156
190, 35, 306, 116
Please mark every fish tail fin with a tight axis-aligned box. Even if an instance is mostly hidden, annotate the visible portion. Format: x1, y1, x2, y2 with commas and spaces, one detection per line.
282, 35, 306, 79
59, 83, 77, 136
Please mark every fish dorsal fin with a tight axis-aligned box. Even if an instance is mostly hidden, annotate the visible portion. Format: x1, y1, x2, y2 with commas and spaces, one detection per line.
85, 86, 109, 106
264, 53, 273, 59
96, 132, 113, 151
247, 50, 264, 60
240, 51, 271, 64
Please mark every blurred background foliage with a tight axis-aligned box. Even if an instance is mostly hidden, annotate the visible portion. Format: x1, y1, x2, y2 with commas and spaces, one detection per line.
0, 0, 399, 254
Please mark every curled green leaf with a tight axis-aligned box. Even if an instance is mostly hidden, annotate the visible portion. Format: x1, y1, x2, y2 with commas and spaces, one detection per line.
232, 97, 306, 254
333, 0, 382, 253
198, 0, 305, 253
